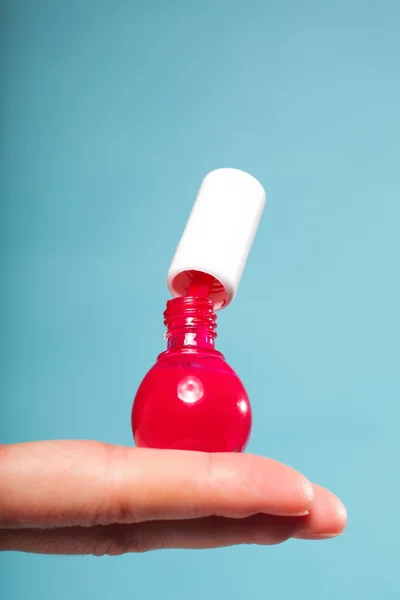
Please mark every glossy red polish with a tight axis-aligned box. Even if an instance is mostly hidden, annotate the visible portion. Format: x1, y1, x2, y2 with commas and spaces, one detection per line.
131, 168, 266, 453
132, 277, 252, 452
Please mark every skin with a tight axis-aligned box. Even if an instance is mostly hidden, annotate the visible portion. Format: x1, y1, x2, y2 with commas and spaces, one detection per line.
0, 441, 347, 555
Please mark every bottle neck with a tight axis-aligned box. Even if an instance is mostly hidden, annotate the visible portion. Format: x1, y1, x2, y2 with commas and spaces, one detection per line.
162, 296, 218, 353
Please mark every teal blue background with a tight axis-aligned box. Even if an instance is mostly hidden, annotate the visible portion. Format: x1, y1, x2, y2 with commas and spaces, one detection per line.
1, 0, 399, 598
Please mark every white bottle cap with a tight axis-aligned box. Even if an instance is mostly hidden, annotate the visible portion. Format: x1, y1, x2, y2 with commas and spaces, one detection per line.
167, 168, 266, 309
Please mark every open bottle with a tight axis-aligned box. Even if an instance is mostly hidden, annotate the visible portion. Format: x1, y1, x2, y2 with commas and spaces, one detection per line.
131, 168, 266, 452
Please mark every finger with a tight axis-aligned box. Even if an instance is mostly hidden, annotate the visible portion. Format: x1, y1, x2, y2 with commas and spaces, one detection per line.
0, 486, 346, 556
0, 514, 304, 555
294, 484, 347, 540
0, 441, 314, 528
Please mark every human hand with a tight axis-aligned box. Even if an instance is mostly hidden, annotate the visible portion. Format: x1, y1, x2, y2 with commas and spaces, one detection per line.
0, 441, 347, 555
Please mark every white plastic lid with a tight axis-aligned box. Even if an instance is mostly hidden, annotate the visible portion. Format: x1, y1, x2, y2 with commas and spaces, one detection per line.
167, 168, 266, 309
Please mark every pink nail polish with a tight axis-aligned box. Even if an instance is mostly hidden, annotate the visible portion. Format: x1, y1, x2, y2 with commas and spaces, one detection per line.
131, 169, 266, 453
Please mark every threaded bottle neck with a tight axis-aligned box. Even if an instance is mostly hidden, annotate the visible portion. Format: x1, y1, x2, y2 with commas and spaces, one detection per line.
163, 296, 217, 352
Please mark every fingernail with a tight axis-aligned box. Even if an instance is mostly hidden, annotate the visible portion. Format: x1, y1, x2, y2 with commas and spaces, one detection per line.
295, 533, 343, 540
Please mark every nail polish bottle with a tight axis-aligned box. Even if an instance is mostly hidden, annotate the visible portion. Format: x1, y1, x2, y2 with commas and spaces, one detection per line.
131, 168, 266, 452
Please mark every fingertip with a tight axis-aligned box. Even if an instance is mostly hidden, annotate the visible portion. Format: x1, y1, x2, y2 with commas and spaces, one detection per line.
296, 533, 344, 541
294, 484, 347, 539
315, 483, 348, 534
225, 454, 315, 517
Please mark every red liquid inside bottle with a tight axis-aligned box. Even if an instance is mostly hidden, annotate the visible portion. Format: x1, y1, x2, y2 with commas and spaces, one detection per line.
131, 276, 252, 452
